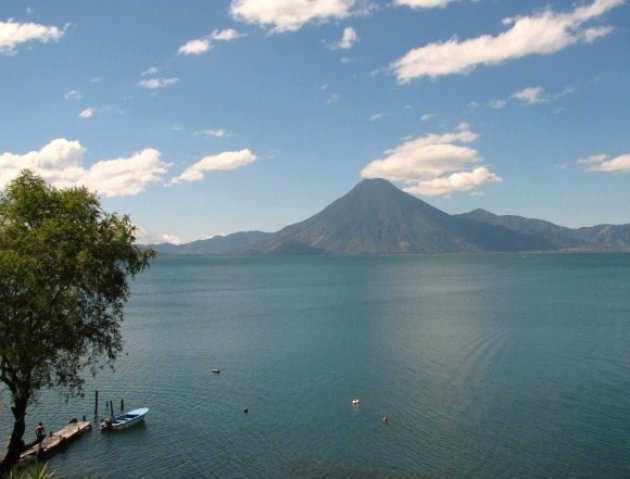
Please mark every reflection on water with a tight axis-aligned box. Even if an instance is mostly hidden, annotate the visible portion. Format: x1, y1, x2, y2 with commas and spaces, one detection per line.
1, 254, 629, 478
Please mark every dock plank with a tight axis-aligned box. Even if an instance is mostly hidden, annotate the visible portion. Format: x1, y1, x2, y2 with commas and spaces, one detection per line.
20, 421, 92, 460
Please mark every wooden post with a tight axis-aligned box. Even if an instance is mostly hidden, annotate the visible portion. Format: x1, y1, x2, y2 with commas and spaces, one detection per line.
120, 399, 124, 412
109, 400, 114, 418
94, 390, 99, 416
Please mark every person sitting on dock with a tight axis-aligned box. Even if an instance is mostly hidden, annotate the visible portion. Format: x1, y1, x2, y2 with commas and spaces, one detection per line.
35, 422, 46, 443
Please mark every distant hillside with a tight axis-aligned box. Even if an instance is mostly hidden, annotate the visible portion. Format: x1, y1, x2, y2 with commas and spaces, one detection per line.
147, 179, 630, 255
457, 209, 630, 252
151, 231, 271, 255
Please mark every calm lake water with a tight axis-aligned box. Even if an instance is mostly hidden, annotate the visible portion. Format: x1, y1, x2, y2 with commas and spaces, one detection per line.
3, 254, 630, 478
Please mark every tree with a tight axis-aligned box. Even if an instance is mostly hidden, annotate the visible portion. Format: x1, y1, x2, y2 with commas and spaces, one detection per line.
0, 171, 153, 474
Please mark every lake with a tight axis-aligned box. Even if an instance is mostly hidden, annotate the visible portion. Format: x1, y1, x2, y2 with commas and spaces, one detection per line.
2, 254, 629, 478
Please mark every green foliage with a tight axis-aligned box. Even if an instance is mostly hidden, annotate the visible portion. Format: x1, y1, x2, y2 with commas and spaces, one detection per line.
0, 170, 153, 472
8, 463, 56, 479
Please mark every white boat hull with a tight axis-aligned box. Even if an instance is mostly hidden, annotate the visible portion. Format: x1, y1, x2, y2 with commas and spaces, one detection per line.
101, 407, 149, 431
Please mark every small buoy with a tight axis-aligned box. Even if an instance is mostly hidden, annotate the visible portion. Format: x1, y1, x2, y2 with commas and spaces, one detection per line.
243, 408, 249, 414
212, 368, 221, 374
352, 399, 361, 406
382, 416, 389, 423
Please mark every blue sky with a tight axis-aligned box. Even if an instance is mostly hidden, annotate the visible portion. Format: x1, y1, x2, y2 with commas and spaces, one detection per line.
1, 0, 628, 243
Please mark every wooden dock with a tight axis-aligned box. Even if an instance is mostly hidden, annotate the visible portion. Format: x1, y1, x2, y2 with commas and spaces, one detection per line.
20, 421, 92, 460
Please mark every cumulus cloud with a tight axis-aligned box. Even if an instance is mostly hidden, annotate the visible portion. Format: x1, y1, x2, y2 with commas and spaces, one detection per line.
178, 38, 212, 55
178, 28, 242, 56
132, 226, 182, 246
361, 129, 502, 196
391, 0, 623, 82
230, 0, 357, 33
404, 166, 502, 195
578, 153, 630, 173
80, 149, 169, 196
137, 77, 179, 89
512, 86, 547, 104
78, 107, 94, 119
394, 0, 457, 8
333, 27, 358, 49
0, 19, 65, 55
0, 139, 85, 189
171, 149, 258, 184
0, 139, 170, 196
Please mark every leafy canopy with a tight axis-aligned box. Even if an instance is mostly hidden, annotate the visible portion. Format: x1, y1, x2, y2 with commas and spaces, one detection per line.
0, 170, 153, 401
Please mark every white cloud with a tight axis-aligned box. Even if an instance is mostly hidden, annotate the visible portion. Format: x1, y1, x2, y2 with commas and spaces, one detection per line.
0, 139, 85, 189
171, 149, 258, 184
512, 86, 547, 104
0, 19, 65, 55
193, 129, 226, 138
134, 226, 182, 245
141, 66, 160, 76
333, 27, 358, 49
137, 77, 179, 89
489, 84, 573, 110
361, 129, 502, 196
490, 99, 507, 110
211, 28, 243, 41
161, 234, 182, 244
178, 29, 241, 56
362, 130, 480, 180
403, 166, 502, 196
158, 233, 182, 245
78, 107, 94, 119
178, 38, 212, 55
230, 0, 357, 33
0, 139, 170, 196
391, 0, 623, 82
80, 149, 170, 197
394, 0, 456, 9
456, 121, 471, 131
421, 113, 435, 121
579, 153, 630, 173
64, 90, 83, 100
577, 153, 608, 164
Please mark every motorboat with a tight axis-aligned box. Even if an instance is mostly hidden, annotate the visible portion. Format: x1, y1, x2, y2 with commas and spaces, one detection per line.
100, 407, 148, 431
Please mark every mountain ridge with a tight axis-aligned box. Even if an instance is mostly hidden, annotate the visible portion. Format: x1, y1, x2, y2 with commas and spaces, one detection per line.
146, 179, 630, 255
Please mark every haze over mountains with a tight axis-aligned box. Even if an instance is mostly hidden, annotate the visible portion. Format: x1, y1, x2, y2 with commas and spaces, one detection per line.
150, 179, 630, 255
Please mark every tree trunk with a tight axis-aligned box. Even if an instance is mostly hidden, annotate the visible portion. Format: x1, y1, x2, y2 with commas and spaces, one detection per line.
0, 394, 28, 476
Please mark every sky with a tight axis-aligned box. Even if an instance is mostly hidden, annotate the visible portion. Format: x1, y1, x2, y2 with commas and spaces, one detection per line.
1, 0, 629, 244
